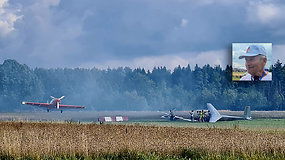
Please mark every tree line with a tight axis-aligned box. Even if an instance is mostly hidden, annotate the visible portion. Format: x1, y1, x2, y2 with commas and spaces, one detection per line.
0, 59, 284, 111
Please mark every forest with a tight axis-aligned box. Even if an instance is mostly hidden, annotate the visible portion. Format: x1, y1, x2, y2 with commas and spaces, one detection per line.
0, 59, 284, 111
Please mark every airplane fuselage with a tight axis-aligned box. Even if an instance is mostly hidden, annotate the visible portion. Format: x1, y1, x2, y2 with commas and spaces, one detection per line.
47, 98, 61, 109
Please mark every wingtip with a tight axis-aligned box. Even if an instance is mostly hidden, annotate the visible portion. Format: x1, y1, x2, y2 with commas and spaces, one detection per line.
22, 101, 26, 105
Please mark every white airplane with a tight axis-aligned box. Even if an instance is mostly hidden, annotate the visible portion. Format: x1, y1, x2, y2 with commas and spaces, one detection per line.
207, 103, 251, 123
22, 96, 85, 113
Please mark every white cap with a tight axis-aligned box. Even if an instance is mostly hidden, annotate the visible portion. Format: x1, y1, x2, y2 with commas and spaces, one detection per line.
239, 45, 266, 59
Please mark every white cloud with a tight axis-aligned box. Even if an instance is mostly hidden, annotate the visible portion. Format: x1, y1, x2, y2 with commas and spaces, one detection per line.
257, 4, 279, 24
2, 0, 284, 69
247, 2, 285, 25
80, 50, 229, 71
273, 44, 285, 63
246, 2, 285, 36
0, 0, 8, 8
180, 18, 188, 27
0, 0, 23, 37
188, 50, 229, 68
9, 0, 83, 68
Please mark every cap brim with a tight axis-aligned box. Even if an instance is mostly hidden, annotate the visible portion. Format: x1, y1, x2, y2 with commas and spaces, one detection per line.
238, 53, 260, 59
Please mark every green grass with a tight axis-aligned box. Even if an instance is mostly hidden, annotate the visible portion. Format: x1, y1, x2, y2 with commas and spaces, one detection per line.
232, 71, 246, 81
1, 149, 285, 160
121, 119, 285, 132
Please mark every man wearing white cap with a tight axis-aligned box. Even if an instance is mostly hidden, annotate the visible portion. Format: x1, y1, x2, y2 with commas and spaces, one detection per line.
239, 45, 272, 81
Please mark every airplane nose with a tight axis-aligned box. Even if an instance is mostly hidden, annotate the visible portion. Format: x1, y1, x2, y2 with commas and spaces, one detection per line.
57, 102, 60, 109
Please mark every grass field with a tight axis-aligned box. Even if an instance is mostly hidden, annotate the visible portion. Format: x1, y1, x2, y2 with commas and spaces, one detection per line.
232, 71, 246, 81
1, 120, 285, 159
126, 119, 285, 131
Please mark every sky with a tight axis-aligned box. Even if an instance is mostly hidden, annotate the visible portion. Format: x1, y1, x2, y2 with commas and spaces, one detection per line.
1, 0, 285, 70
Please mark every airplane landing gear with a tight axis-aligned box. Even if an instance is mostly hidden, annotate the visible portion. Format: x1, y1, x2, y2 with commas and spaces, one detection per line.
47, 109, 49, 112
61, 110, 63, 113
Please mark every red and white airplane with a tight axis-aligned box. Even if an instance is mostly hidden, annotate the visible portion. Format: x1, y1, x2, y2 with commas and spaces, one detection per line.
22, 96, 85, 113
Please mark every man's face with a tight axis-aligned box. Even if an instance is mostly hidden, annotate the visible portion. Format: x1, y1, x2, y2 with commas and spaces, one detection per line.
245, 55, 266, 76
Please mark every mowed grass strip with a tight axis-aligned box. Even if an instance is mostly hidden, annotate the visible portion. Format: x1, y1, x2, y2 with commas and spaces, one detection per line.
0, 121, 285, 158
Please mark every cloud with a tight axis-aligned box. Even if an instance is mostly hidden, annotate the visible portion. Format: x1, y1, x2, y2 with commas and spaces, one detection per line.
1, 0, 84, 68
1, 0, 285, 69
80, 49, 229, 71
0, 0, 8, 12
261, 5, 279, 22
180, 18, 188, 27
256, 3, 280, 24
247, 2, 285, 26
0, 0, 23, 37
273, 44, 285, 63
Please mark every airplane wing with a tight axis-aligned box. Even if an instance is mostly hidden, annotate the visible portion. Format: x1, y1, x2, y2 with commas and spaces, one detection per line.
157, 111, 169, 115
174, 115, 193, 122
59, 104, 85, 109
22, 101, 50, 107
161, 115, 169, 119
221, 115, 244, 119
158, 111, 169, 119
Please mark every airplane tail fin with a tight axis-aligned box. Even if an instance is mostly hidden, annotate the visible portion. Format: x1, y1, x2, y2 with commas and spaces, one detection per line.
207, 103, 222, 123
243, 106, 251, 120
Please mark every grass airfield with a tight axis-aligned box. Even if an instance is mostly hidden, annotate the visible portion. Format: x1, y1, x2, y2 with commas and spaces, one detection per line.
1, 111, 285, 159
125, 119, 285, 132
2, 110, 285, 130
1, 110, 285, 129
1, 111, 285, 131
1, 109, 285, 121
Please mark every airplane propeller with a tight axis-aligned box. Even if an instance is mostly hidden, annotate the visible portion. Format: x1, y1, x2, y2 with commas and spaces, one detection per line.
59, 96, 65, 100
50, 96, 65, 109
50, 96, 65, 100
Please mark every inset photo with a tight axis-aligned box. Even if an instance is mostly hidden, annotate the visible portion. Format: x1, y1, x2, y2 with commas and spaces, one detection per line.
232, 43, 272, 81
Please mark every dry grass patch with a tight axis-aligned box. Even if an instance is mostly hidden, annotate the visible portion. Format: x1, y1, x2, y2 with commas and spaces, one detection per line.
0, 121, 285, 158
